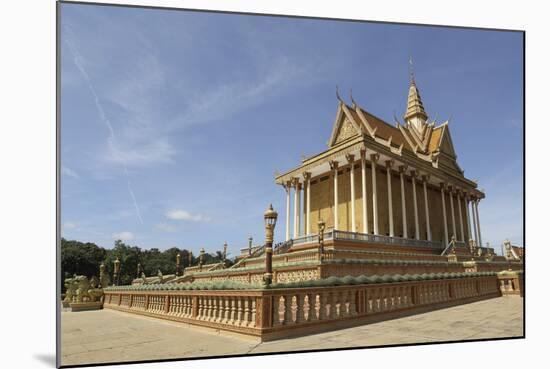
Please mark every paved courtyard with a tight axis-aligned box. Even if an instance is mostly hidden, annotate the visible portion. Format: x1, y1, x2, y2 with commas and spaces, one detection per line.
61, 296, 523, 366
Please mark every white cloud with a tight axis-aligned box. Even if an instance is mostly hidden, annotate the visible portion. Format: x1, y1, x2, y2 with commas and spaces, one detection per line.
155, 223, 177, 232
112, 231, 134, 241
61, 166, 79, 179
62, 221, 77, 231
165, 209, 211, 222
106, 138, 176, 167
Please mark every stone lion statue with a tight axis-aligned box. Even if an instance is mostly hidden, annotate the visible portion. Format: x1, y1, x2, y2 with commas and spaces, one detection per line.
64, 277, 78, 303
88, 276, 104, 302
75, 275, 92, 303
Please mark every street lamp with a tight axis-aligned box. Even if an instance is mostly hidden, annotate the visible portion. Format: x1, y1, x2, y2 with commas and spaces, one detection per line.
176, 253, 181, 276
199, 247, 205, 271
263, 204, 278, 287
318, 220, 326, 261
113, 257, 121, 286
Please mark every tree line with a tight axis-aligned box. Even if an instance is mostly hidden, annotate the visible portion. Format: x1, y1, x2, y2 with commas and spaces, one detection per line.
61, 238, 231, 291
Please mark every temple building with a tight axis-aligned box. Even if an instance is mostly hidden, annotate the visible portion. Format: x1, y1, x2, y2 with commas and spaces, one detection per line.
275, 75, 485, 250
104, 70, 523, 343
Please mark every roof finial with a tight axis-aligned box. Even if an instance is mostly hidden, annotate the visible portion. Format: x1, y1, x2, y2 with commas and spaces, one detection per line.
409, 56, 415, 84
350, 88, 356, 108
336, 85, 342, 102
393, 110, 400, 127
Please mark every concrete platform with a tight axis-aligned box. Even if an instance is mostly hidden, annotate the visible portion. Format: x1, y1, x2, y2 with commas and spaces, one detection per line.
60, 296, 523, 367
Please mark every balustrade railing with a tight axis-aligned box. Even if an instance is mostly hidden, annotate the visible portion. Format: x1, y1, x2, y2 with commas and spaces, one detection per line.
497, 271, 524, 297
104, 274, 500, 340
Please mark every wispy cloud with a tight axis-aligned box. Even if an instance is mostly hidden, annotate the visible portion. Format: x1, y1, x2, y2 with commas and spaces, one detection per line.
112, 231, 134, 241
62, 221, 78, 234
64, 26, 143, 225
155, 223, 177, 232
169, 57, 311, 129
165, 209, 211, 222
61, 165, 79, 179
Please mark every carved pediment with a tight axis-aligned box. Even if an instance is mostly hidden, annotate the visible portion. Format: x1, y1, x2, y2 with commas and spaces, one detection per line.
335, 118, 359, 144
438, 126, 457, 158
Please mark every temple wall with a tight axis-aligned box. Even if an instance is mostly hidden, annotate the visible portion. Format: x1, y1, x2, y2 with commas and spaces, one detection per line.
307, 158, 467, 244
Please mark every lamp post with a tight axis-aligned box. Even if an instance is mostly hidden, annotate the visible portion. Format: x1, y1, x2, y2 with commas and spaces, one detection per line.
99, 262, 106, 288
263, 204, 278, 287
137, 263, 143, 279
199, 248, 205, 271
223, 242, 228, 265
188, 251, 193, 267
318, 220, 326, 261
248, 236, 253, 256
176, 253, 181, 276
113, 257, 121, 286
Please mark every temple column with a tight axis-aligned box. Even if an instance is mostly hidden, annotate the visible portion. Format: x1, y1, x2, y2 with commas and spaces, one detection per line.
475, 199, 483, 247
347, 154, 356, 233
330, 161, 339, 231
449, 186, 457, 240
297, 183, 302, 236
285, 181, 291, 241
371, 154, 380, 235
422, 175, 431, 241
440, 183, 449, 244
293, 178, 300, 238
457, 190, 464, 242
470, 195, 479, 247
411, 171, 419, 240
360, 150, 369, 234
399, 166, 408, 239
303, 172, 311, 235
386, 160, 394, 237
463, 192, 471, 241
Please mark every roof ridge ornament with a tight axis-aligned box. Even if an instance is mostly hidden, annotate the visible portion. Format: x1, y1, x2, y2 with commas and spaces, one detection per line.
350, 88, 357, 108
409, 56, 415, 84
336, 85, 343, 103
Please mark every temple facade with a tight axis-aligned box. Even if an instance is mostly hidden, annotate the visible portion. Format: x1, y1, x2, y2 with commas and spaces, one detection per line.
275, 76, 485, 249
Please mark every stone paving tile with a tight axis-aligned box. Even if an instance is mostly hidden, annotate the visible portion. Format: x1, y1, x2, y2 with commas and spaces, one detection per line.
61, 296, 523, 366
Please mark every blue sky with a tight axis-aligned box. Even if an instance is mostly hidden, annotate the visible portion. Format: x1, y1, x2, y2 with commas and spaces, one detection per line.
60, 3, 523, 256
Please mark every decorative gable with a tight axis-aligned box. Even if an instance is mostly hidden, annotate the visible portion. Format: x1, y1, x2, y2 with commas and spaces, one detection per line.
438, 125, 457, 158
328, 102, 363, 147
334, 118, 359, 144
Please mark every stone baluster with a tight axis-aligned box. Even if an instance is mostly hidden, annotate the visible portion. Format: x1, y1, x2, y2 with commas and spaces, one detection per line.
249, 298, 257, 328
284, 295, 292, 324
230, 297, 238, 324
321, 293, 329, 320
273, 296, 283, 325
235, 297, 243, 325
297, 294, 306, 323
309, 294, 318, 321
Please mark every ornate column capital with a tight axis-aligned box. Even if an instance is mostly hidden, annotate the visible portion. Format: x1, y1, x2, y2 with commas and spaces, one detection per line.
410, 170, 418, 179
345, 153, 355, 164
302, 172, 311, 181
283, 180, 292, 191
329, 160, 339, 171
360, 148, 367, 161
398, 165, 408, 174
385, 159, 394, 169
440, 182, 447, 191
421, 174, 430, 182
370, 153, 380, 163
292, 177, 300, 188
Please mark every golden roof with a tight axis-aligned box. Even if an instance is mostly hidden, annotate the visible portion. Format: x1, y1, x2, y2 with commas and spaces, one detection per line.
404, 79, 428, 122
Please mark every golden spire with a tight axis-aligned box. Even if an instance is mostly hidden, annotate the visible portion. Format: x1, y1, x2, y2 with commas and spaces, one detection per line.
404, 57, 428, 123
